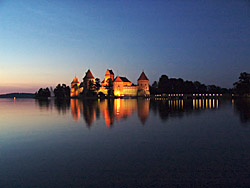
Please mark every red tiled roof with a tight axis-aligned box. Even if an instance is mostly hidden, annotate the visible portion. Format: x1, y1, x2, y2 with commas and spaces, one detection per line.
84, 69, 94, 79
105, 69, 114, 75
114, 76, 123, 82
138, 72, 149, 81
120, 76, 131, 82
114, 76, 131, 83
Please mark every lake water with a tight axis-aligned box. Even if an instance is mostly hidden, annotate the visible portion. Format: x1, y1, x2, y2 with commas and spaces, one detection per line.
0, 98, 249, 187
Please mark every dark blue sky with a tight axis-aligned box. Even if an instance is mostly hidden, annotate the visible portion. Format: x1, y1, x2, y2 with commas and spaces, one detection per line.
0, 0, 249, 93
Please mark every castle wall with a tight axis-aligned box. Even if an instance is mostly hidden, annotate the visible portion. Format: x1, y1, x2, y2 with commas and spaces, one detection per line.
99, 86, 108, 95
113, 82, 123, 96
123, 86, 138, 96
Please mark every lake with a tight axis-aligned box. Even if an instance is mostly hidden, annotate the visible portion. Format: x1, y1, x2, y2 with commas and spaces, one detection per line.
0, 98, 249, 187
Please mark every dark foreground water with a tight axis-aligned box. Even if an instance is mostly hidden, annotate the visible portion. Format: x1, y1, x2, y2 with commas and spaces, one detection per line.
0, 98, 249, 188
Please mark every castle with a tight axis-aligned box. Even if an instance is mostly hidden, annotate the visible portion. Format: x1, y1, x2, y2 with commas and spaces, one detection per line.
71, 69, 150, 97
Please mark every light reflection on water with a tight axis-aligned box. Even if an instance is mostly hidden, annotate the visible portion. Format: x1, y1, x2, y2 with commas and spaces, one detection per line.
35, 98, 224, 128
0, 98, 249, 187
1, 98, 249, 128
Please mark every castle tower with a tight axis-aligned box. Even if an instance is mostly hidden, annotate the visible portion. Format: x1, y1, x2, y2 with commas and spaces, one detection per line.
71, 76, 80, 97
83, 69, 95, 89
101, 69, 114, 86
137, 72, 150, 97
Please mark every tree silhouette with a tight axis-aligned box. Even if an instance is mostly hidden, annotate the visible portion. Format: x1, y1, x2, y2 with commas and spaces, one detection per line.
152, 74, 228, 95
88, 80, 95, 91
234, 72, 250, 95
54, 84, 70, 99
35, 87, 51, 99
95, 78, 101, 91
105, 78, 114, 97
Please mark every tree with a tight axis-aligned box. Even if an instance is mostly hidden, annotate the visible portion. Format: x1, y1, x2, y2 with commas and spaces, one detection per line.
158, 75, 169, 94
95, 78, 101, 91
72, 83, 79, 91
207, 85, 220, 93
150, 81, 158, 95
155, 74, 227, 95
152, 81, 158, 88
84, 80, 97, 97
105, 78, 114, 97
54, 84, 70, 99
35, 87, 51, 99
183, 81, 195, 94
88, 80, 95, 91
234, 72, 250, 95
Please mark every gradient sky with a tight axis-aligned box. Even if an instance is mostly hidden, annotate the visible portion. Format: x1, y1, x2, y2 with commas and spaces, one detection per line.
0, 0, 249, 93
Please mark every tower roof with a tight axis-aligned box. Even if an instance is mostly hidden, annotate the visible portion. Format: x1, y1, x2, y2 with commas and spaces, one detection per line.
105, 69, 114, 75
71, 76, 79, 84
84, 69, 94, 79
138, 72, 149, 81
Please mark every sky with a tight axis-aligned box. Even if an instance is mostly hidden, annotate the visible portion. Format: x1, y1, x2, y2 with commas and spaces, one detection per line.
0, 0, 249, 94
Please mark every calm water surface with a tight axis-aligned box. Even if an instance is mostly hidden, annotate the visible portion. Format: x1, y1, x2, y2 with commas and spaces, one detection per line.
0, 98, 249, 187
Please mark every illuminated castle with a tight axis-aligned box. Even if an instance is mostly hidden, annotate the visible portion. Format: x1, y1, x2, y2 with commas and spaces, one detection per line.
70, 76, 81, 97
71, 69, 150, 97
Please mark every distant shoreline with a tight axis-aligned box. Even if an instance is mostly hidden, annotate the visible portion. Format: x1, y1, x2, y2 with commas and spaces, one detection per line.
0, 93, 35, 98
0, 93, 248, 99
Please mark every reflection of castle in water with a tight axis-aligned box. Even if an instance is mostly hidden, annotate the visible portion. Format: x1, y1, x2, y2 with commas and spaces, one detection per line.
70, 98, 221, 127
35, 98, 249, 126
99, 99, 138, 127
71, 99, 143, 127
